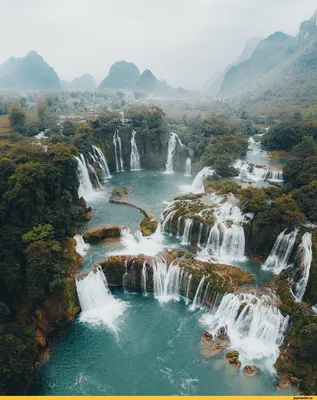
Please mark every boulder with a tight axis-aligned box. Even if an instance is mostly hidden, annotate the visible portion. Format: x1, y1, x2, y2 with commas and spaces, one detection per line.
83, 225, 124, 243
200, 336, 229, 358
243, 365, 260, 377
202, 331, 213, 341
277, 379, 291, 388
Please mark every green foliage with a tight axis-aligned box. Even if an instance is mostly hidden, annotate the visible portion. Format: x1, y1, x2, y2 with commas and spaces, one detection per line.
204, 178, 241, 195
0, 330, 37, 394
238, 187, 269, 213
0, 302, 10, 323
62, 120, 76, 136
126, 105, 165, 129
200, 133, 248, 177
8, 105, 26, 134
293, 181, 317, 222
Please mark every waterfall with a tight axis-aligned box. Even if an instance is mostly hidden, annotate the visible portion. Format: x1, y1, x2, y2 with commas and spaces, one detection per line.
200, 293, 289, 371
161, 208, 177, 233
75, 154, 96, 200
75, 267, 127, 332
113, 131, 124, 172
92, 145, 111, 180
74, 234, 90, 257
191, 167, 214, 193
234, 161, 283, 182
88, 163, 102, 188
130, 130, 141, 171
115, 227, 164, 257
141, 261, 148, 296
165, 132, 178, 174
200, 197, 246, 263
293, 232, 312, 302
152, 259, 182, 303
184, 157, 192, 177
176, 216, 182, 238
201, 282, 210, 308
189, 275, 206, 311
185, 273, 192, 305
197, 223, 203, 247
181, 218, 193, 245
262, 230, 298, 274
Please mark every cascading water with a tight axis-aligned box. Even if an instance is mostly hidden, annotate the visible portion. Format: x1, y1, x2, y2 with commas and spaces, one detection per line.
233, 160, 284, 183
262, 230, 298, 274
165, 132, 178, 174
184, 157, 192, 177
88, 163, 102, 189
176, 216, 182, 238
199, 195, 246, 263
113, 227, 164, 257
130, 130, 141, 171
141, 261, 148, 296
197, 223, 203, 247
161, 207, 177, 233
200, 293, 289, 371
185, 273, 192, 305
189, 275, 206, 311
113, 131, 124, 172
74, 234, 90, 257
190, 167, 214, 193
92, 145, 111, 180
201, 282, 210, 309
75, 267, 127, 332
293, 232, 312, 302
75, 154, 96, 200
152, 259, 182, 303
181, 218, 193, 245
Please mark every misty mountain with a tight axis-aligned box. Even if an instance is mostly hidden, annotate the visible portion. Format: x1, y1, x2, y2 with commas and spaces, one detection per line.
135, 69, 172, 93
0, 51, 61, 90
218, 10, 317, 106
220, 32, 295, 94
204, 37, 261, 93
69, 73, 96, 90
99, 61, 140, 89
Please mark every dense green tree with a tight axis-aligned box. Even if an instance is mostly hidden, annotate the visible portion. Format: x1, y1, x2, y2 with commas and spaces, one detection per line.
238, 187, 269, 213
62, 120, 76, 136
8, 105, 26, 134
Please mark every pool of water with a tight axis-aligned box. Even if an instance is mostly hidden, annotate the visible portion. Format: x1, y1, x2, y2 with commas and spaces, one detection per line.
84, 170, 192, 232
28, 292, 294, 396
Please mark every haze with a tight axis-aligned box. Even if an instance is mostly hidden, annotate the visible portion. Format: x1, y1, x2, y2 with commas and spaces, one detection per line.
0, 0, 316, 89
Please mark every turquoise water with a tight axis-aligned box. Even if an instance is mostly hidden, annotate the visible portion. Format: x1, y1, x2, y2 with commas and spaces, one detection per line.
28, 293, 293, 396
29, 169, 287, 396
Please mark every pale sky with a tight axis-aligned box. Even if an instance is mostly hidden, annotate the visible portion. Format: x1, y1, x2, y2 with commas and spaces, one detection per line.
0, 0, 316, 89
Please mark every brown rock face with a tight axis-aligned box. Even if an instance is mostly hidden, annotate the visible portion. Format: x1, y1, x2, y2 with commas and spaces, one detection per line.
243, 365, 260, 377
83, 225, 124, 243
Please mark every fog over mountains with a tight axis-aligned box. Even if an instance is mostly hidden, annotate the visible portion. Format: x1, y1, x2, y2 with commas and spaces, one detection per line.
0, 8, 316, 104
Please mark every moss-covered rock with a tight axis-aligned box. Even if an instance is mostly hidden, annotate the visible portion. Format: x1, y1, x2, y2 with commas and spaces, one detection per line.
83, 225, 123, 243
140, 216, 158, 236
97, 249, 253, 299
163, 198, 215, 245
110, 186, 131, 201
204, 177, 241, 195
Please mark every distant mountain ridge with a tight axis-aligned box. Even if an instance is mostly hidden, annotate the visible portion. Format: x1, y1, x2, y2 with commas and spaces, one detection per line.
212, 10, 317, 106
98, 61, 187, 96
204, 37, 261, 93
0, 51, 61, 90
99, 61, 140, 89
62, 73, 96, 91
